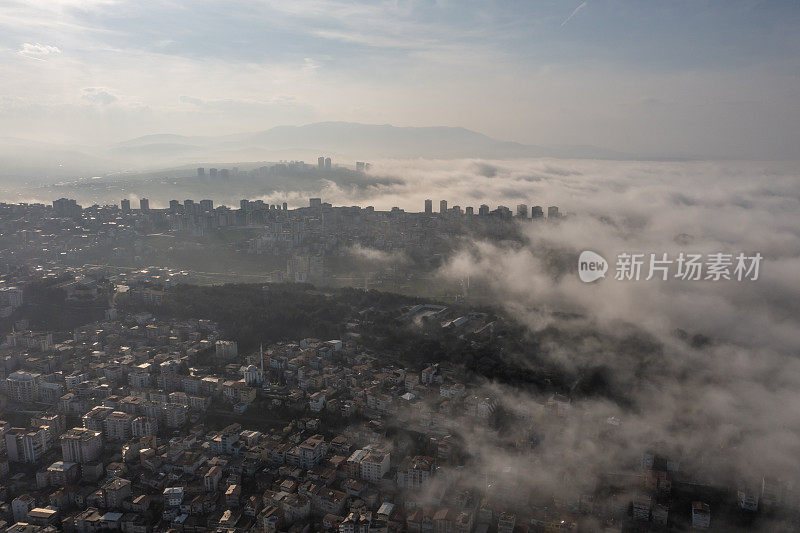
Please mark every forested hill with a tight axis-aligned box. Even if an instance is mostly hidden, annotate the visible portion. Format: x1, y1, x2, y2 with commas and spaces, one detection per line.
120, 282, 424, 350
118, 282, 656, 404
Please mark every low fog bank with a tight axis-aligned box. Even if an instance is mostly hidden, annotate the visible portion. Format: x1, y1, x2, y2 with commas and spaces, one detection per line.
415, 159, 800, 523
327, 158, 800, 524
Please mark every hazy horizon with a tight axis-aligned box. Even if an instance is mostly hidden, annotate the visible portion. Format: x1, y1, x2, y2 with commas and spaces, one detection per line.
2, 1, 800, 163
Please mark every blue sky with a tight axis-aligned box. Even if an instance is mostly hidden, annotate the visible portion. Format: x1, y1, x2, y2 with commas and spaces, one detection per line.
1, 0, 799, 158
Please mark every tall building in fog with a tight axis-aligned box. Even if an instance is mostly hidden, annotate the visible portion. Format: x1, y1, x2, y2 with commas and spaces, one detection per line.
170, 200, 180, 213
495, 205, 512, 218
531, 206, 543, 219
516, 204, 528, 218
547, 206, 559, 218
53, 198, 81, 217
465, 206, 474, 215
184, 199, 195, 215
120, 199, 130, 213
440, 200, 447, 214
479, 204, 489, 216
318, 156, 325, 169
197, 167, 205, 177
200, 199, 213, 213
139, 198, 150, 212
324, 157, 331, 169
424, 199, 432, 214
310, 198, 322, 208
209, 168, 218, 178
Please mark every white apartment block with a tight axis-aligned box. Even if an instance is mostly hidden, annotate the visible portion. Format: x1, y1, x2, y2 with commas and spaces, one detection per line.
164, 403, 187, 428
360, 451, 390, 483
128, 371, 151, 389
61, 427, 103, 463
131, 416, 158, 437
6, 371, 40, 403
5, 427, 50, 463
397, 456, 435, 489
215, 340, 238, 360
104, 411, 134, 441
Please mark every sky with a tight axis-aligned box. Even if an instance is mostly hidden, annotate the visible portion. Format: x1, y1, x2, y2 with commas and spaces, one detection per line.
1, 0, 799, 159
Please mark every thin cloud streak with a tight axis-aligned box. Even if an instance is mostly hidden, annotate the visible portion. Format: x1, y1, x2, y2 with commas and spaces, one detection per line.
561, 1, 587, 27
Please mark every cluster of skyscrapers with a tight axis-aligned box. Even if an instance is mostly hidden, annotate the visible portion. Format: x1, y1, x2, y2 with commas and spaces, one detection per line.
196, 167, 237, 179
120, 198, 149, 213
424, 199, 558, 219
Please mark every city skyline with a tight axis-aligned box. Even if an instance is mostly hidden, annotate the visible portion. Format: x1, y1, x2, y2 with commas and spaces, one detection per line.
47, 195, 560, 220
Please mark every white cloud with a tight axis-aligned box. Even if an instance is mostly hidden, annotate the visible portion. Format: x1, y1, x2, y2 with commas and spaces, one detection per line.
18, 42, 61, 59
302, 57, 320, 73
81, 87, 118, 104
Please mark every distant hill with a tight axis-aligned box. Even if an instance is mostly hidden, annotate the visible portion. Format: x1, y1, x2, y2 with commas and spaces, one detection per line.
117, 121, 630, 161
1, 122, 636, 180
0, 137, 117, 181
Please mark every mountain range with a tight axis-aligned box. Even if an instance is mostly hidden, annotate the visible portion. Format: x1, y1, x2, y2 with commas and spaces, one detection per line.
1, 122, 638, 180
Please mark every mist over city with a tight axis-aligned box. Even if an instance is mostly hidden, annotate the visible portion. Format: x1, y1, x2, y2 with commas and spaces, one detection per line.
1, 1, 800, 532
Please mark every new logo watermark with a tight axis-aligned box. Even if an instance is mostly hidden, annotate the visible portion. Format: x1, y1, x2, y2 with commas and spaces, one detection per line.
578, 250, 608, 283
578, 251, 762, 283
